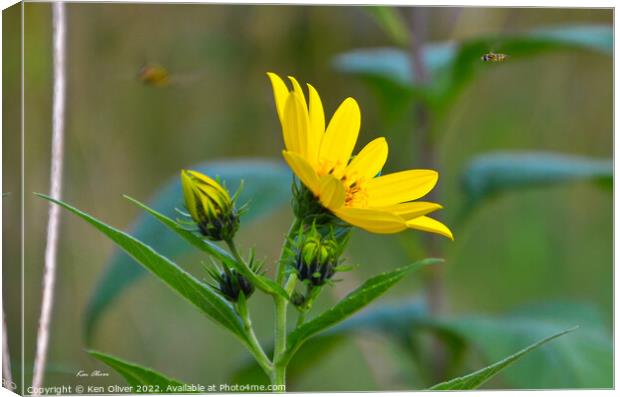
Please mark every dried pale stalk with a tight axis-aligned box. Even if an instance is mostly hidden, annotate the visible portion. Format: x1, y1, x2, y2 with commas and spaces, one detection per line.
2, 309, 13, 391
31, 2, 66, 392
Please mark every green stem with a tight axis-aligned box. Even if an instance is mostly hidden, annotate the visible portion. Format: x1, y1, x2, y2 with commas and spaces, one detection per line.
272, 296, 287, 384
272, 364, 286, 388
276, 218, 300, 284
295, 311, 307, 328
238, 298, 272, 376
225, 239, 246, 267
270, 218, 301, 388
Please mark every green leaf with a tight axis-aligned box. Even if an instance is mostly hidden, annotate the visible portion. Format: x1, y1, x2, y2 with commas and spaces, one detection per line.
89, 350, 183, 390
428, 326, 577, 390
364, 6, 409, 46
124, 195, 289, 300
281, 258, 441, 365
461, 151, 612, 211
85, 159, 291, 341
36, 193, 247, 342
440, 302, 613, 388
333, 25, 612, 106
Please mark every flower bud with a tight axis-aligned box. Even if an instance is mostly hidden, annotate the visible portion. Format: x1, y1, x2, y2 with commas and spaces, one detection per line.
294, 229, 338, 287
181, 169, 239, 241
216, 268, 255, 303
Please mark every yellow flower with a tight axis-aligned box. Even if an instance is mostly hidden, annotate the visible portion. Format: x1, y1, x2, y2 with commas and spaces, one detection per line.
181, 169, 239, 241
267, 72, 453, 240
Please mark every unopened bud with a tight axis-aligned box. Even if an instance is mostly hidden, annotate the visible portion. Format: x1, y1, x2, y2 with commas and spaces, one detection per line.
181, 169, 239, 241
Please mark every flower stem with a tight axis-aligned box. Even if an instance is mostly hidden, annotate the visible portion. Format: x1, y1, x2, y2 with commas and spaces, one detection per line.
270, 218, 301, 388
295, 311, 306, 328
275, 218, 300, 284
237, 298, 272, 376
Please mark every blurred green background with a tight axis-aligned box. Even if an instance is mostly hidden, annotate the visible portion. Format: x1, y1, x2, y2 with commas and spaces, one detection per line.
2, 3, 612, 392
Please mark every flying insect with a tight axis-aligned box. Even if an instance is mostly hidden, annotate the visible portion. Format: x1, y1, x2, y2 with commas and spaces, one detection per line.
481, 52, 509, 62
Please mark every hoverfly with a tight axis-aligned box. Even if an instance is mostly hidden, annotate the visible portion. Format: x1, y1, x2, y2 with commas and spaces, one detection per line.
136, 63, 207, 87
481, 52, 509, 62
137, 64, 171, 87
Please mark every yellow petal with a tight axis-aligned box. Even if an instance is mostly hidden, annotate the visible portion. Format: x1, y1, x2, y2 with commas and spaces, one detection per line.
282, 92, 310, 157
344, 137, 388, 183
288, 76, 308, 111
365, 170, 438, 207
318, 174, 345, 209
180, 170, 199, 220
406, 216, 454, 240
267, 72, 289, 125
282, 150, 320, 195
307, 83, 325, 164
319, 97, 361, 174
333, 207, 407, 234
186, 170, 228, 197
379, 201, 443, 220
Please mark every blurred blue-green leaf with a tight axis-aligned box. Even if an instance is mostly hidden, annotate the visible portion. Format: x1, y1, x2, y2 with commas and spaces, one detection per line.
428, 326, 576, 390
440, 302, 612, 388
461, 151, 612, 211
89, 350, 184, 389
84, 159, 291, 341
333, 25, 612, 106
38, 193, 248, 342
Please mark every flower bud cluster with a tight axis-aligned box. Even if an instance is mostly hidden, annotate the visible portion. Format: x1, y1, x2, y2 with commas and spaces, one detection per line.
293, 225, 346, 287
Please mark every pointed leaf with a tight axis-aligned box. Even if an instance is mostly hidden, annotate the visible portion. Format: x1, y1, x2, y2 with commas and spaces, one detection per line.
281, 258, 441, 364
441, 302, 613, 388
429, 327, 577, 390
36, 193, 247, 342
89, 350, 184, 389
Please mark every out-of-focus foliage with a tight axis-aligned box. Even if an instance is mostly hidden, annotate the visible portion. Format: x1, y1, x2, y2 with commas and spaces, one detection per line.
333, 24, 612, 108
364, 6, 409, 46
460, 151, 612, 215
85, 160, 291, 341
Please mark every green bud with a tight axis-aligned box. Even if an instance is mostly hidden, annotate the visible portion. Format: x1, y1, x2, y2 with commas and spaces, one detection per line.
181, 169, 239, 241
294, 227, 339, 287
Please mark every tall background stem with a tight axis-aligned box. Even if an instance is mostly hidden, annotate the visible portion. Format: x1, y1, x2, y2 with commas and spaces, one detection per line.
406, 6, 447, 382
31, 2, 67, 392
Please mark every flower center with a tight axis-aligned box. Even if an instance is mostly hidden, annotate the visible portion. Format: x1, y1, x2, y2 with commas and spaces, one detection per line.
316, 159, 369, 208
343, 181, 368, 208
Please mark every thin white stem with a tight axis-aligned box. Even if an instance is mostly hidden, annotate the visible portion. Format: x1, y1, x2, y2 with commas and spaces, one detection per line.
2, 309, 14, 391
31, 2, 66, 392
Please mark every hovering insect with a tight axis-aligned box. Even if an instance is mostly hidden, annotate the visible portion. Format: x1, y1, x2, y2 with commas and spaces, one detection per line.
137, 64, 171, 86
481, 52, 509, 62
